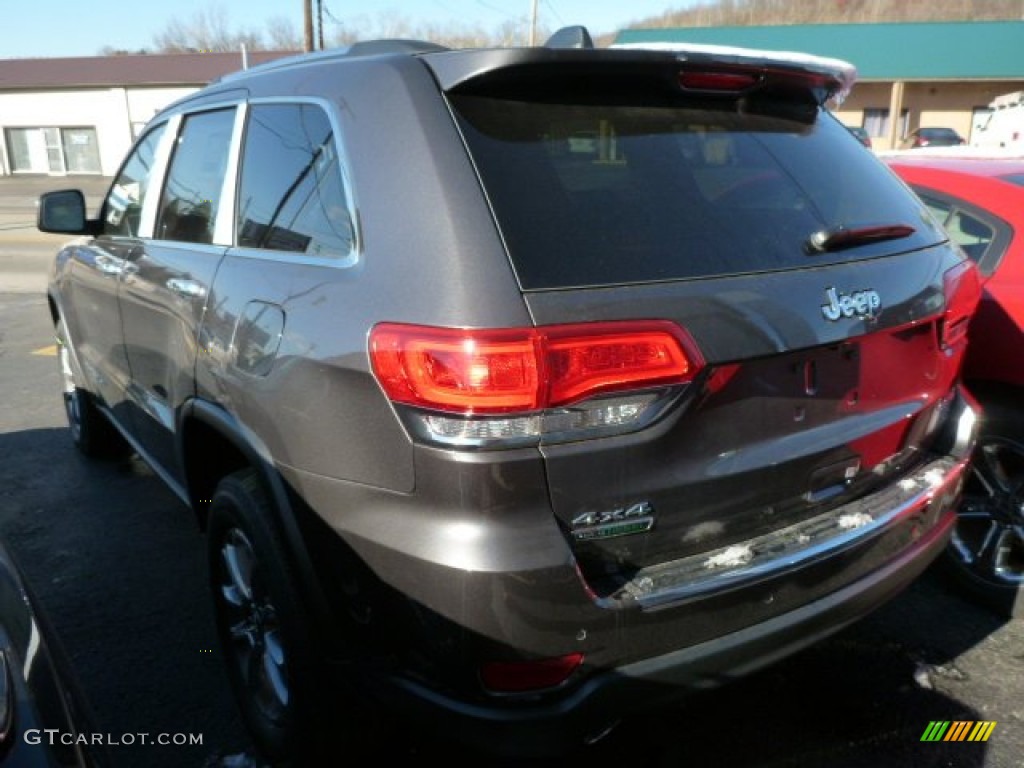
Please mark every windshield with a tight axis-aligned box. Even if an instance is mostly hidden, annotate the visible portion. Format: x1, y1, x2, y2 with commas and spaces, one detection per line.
452, 95, 944, 290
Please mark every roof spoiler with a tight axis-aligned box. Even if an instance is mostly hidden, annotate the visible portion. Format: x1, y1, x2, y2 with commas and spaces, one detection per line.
611, 41, 857, 105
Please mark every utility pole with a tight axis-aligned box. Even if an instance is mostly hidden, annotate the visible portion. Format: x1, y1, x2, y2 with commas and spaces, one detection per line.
529, 0, 539, 46
303, 0, 314, 52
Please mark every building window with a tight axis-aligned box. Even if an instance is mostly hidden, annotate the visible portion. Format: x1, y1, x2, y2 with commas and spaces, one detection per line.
5, 129, 38, 172
62, 128, 102, 173
863, 108, 909, 139
3, 126, 101, 174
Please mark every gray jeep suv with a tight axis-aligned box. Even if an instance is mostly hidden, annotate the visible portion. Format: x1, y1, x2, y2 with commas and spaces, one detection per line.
39, 27, 981, 764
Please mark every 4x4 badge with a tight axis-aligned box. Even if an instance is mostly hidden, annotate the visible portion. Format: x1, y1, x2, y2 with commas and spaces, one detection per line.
821, 286, 881, 321
571, 502, 654, 541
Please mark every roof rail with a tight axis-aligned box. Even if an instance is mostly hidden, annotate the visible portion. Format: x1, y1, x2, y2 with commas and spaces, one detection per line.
346, 39, 449, 57
544, 26, 594, 50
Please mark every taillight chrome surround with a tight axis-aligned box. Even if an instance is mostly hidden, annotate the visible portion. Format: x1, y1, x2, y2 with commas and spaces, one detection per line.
405, 388, 683, 449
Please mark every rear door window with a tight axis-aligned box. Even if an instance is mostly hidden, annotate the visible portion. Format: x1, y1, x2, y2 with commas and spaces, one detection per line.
452, 95, 942, 289
155, 108, 236, 245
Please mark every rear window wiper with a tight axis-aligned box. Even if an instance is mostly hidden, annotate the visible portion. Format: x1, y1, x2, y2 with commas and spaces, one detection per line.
805, 223, 916, 254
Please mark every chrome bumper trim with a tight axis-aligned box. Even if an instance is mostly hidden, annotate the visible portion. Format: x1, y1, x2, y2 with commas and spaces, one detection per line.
610, 454, 968, 611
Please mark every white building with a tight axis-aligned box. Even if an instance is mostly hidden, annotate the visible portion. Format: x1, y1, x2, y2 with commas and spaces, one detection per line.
0, 50, 297, 176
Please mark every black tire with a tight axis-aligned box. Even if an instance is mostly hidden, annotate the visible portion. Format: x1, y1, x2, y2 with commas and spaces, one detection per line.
207, 469, 330, 766
939, 402, 1024, 618
56, 321, 129, 459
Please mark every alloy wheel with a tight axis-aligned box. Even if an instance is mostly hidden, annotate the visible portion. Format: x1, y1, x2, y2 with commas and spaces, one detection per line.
217, 527, 290, 725
949, 437, 1024, 587
57, 337, 83, 442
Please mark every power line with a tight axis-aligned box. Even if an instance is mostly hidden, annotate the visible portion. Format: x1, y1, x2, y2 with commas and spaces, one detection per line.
543, 0, 565, 27
323, 4, 343, 26
475, 0, 515, 17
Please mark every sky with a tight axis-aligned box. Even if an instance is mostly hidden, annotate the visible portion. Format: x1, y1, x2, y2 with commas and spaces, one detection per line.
2, 0, 696, 59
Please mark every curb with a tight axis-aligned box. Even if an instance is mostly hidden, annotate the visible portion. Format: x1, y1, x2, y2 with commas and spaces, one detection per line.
0, 231, 74, 246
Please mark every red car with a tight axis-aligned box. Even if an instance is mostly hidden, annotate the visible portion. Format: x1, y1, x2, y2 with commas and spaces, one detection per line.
886, 153, 1024, 617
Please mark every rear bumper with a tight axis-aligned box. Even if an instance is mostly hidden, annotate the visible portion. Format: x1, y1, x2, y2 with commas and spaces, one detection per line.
377, 507, 956, 757
315, 388, 977, 757
362, 388, 977, 756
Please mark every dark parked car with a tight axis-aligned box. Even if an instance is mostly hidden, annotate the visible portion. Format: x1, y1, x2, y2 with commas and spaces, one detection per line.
901, 126, 967, 149
885, 153, 1024, 618
847, 124, 872, 147
0, 538, 105, 767
38, 27, 981, 765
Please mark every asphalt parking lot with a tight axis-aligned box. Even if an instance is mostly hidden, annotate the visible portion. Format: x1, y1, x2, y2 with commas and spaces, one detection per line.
1, 175, 1022, 767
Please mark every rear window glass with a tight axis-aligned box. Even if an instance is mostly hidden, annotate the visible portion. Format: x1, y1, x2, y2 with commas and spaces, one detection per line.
452, 95, 942, 289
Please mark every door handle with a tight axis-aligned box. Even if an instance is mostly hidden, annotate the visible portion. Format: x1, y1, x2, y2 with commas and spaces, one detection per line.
95, 253, 126, 276
165, 277, 207, 300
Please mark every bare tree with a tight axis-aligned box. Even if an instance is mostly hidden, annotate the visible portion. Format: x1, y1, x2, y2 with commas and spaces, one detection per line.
265, 16, 303, 51
137, 0, 1024, 58
99, 45, 151, 56
323, 10, 548, 49
153, 5, 265, 53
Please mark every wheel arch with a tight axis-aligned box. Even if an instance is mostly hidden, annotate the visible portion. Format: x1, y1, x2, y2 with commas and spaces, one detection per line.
178, 399, 335, 634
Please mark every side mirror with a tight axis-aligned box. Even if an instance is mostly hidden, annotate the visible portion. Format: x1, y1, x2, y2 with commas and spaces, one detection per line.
37, 190, 94, 235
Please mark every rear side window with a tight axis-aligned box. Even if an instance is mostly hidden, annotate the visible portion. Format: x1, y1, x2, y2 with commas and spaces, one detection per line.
914, 187, 1010, 277
155, 108, 235, 245
452, 94, 942, 289
236, 103, 355, 259
102, 123, 166, 237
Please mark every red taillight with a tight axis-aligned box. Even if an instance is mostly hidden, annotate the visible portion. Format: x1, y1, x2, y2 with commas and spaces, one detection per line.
545, 324, 699, 405
940, 260, 983, 351
371, 326, 541, 412
479, 653, 584, 693
370, 321, 702, 414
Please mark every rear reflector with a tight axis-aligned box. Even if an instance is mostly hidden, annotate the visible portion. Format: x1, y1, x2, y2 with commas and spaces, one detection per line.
480, 653, 584, 693
370, 321, 702, 415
